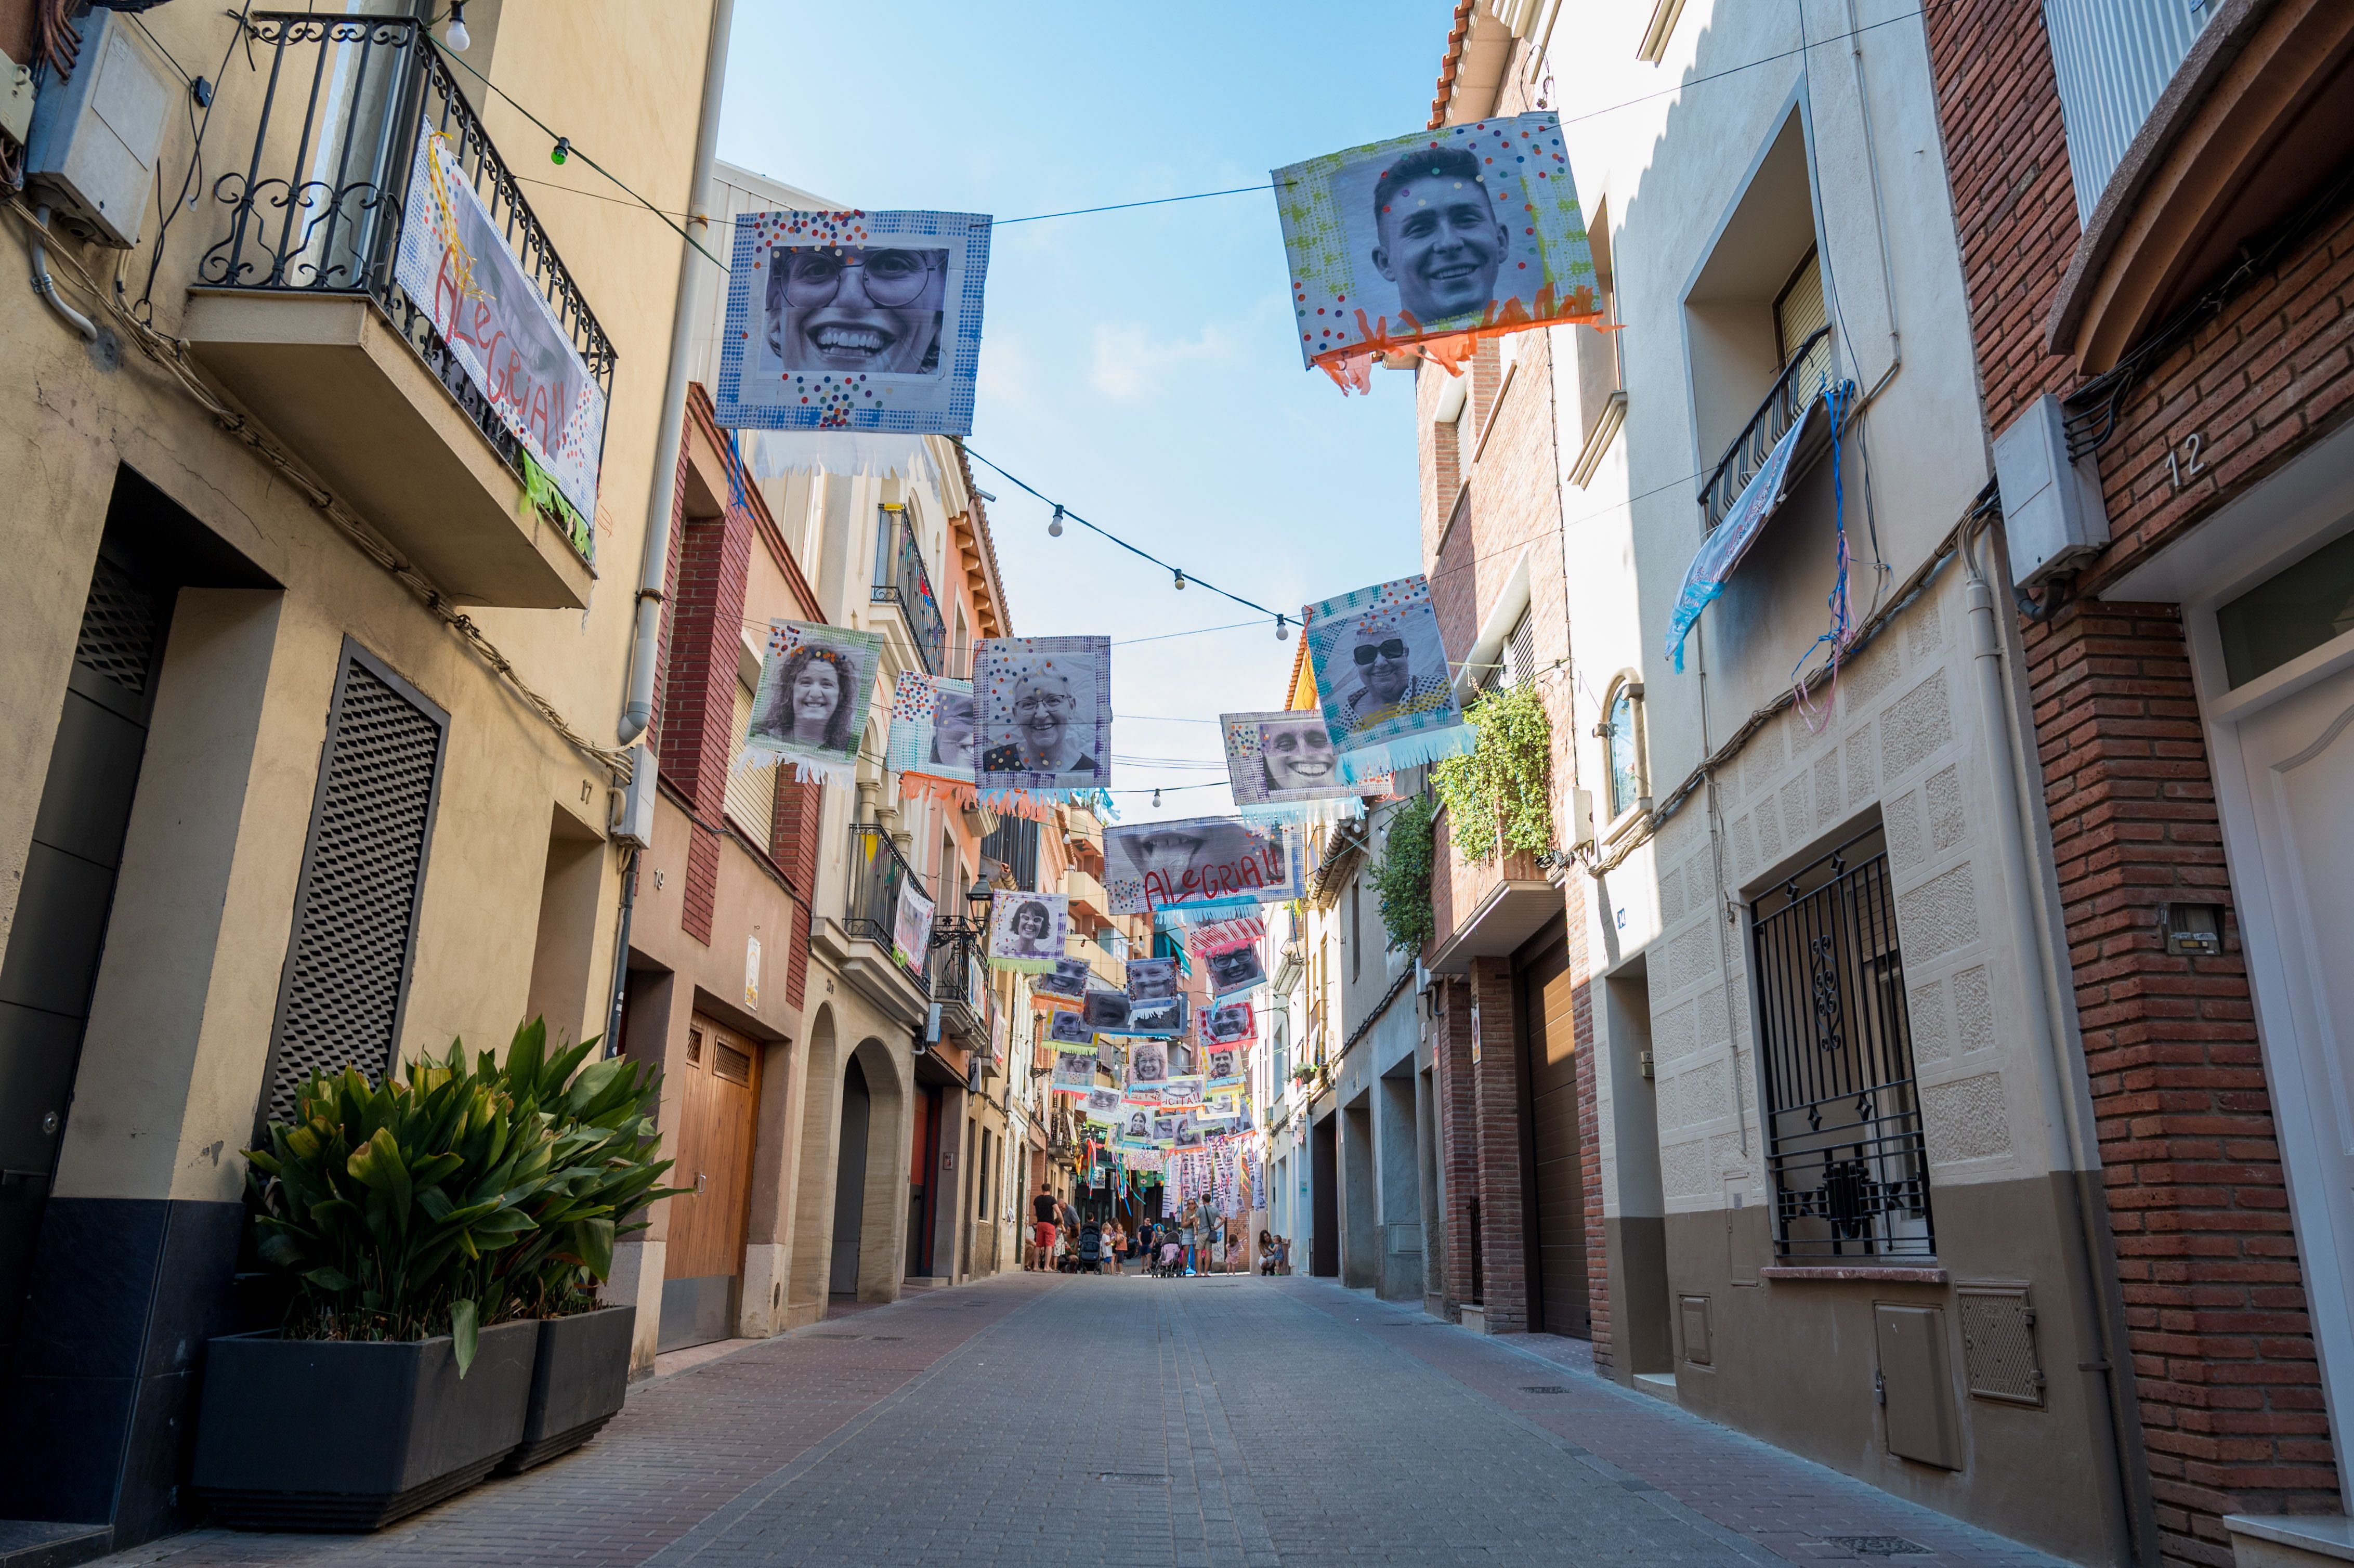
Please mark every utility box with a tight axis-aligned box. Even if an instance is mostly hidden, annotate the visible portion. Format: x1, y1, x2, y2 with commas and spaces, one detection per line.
1993, 393, 2111, 589
611, 744, 656, 848
1876, 1303, 1964, 1469
1, 45, 33, 150
23, 8, 174, 247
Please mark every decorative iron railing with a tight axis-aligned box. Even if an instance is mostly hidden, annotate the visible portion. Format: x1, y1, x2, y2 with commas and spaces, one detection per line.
1697, 327, 1834, 534
200, 14, 614, 553
870, 505, 946, 673
928, 921, 989, 1044
844, 824, 929, 991
1750, 829, 1934, 1260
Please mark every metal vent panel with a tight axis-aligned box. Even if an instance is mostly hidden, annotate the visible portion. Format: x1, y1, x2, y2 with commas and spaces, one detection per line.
1959, 1285, 2045, 1406
264, 658, 444, 1122
75, 555, 161, 696
714, 1042, 751, 1084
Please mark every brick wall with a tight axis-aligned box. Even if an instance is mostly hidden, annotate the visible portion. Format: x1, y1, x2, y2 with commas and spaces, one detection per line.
1565, 874, 1607, 1374
655, 471, 752, 948
1926, 5, 2351, 1558
1435, 979, 1479, 1316
1469, 956, 1528, 1332
776, 776, 821, 1010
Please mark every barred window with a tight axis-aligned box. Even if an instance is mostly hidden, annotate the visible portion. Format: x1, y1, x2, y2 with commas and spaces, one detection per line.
1750, 827, 1933, 1259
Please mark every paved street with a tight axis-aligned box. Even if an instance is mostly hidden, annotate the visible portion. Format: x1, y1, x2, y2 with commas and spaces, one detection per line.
98, 1275, 2067, 1568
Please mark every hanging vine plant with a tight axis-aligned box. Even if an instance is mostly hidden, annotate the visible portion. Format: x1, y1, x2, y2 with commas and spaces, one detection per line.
1370, 792, 1436, 954
1432, 682, 1555, 863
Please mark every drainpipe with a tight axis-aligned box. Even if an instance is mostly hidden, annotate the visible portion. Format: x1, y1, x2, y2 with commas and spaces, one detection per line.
617, 0, 736, 747
28, 204, 99, 342
1960, 519, 2153, 1568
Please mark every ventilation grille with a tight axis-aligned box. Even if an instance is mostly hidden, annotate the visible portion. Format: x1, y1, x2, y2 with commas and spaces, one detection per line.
265, 661, 443, 1122
1959, 1285, 2045, 1406
715, 1042, 752, 1084
75, 555, 161, 696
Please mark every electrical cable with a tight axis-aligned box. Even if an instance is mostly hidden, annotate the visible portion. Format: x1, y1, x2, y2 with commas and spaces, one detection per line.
132, 2, 251, 322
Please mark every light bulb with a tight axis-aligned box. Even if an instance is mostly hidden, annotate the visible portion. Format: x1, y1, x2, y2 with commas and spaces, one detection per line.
1048, 504, 1064, 538
1152, 788, 1162, 808
1276, 615, 1291, 641
1173, 569, 1186, 592
445, 2, 470, 50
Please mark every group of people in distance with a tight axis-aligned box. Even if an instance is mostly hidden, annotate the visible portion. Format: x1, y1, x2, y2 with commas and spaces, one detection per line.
1023, 1184, 1291, 1278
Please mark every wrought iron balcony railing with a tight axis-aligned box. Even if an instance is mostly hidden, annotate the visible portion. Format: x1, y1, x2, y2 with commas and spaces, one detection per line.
1697, 328, 1834, 534
844, 824, 930, 992
201, 14, 614, 556
871, 505, 947, 674
928, 921, 989, 1045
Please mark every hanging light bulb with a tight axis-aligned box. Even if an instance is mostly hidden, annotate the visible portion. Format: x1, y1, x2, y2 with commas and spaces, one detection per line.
1152, 788, 1162, 808
1173, 569, 1186, 592
445, 1, 470, 50
551, 136, 570, 167
1048, 503, 1064, 538
1276, 615, 1291, 641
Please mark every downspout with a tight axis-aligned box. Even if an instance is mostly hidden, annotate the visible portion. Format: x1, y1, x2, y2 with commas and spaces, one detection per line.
1960, 518, 2153, 1568
617, 0, 736, 746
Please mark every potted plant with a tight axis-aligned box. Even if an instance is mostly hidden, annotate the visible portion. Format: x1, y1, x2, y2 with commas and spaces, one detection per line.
194, 1021, 677, 1527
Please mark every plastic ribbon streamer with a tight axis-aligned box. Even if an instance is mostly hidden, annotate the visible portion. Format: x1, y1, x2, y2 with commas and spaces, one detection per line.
734, 427, 940, 485
1303, 575, 1476, 782
1221, 710, 1383, 823
1184, 914, 1267, 952
735, 621, 884, 786
1790, 382, 1854, 731
985, 890, 1067, 974
1271, 113, 1604, 394
1105, 816, 1304, 923
884, 671, 1055, 821
1664, 389, 1837, 673
714, 209, 992, 437
974, 636, 1113, 798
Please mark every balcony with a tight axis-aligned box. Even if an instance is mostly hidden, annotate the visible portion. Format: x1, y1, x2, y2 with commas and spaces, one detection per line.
1697, 328, 1836, 535
927, 921, 990, 1049
815, 824, 930, 1029
183, 14, 612, 610
1063, 862, 1113, 930
871, 504, 946, 674
1424, 806, 1560, 975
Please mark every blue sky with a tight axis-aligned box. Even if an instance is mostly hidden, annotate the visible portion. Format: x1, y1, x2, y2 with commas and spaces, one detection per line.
719, 3, 1442, 816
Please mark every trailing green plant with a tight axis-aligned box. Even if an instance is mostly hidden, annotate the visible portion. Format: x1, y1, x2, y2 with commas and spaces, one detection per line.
243, 1018, 677, 1372
1369, 792, 1436, 954
1431, 682, 1554, 863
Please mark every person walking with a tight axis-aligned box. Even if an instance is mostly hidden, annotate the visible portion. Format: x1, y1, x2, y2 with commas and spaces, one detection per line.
1029, 1183, 1057, 1271
1179, 1204, 1198, 1277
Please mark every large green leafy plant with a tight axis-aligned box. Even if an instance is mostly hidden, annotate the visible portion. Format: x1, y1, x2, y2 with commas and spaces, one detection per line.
1432, 682, 1555, 863
1369, 793, 1436, 954
244, 1019, 676, 1373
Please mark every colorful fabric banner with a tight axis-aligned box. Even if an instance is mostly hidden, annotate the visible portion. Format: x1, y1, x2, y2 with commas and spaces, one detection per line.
1046, 1008, 1096, 1053
1123, 994, 1187, 1039
974, 637, 1111, 794
1124, 1037, 1170, 1084
1666, 389, 1835, 672
1271, 113, 1600, 391
891, 877, 934, 973
987, 890, 1066, 973
1303, 574, 1475, 781
1123, 956, 1179, 1004
1222, 710, 1382, 822
395, 127, 608, 533
1051, 1052, 1097, 1094
1081, 1086, 1122, 1126
1204, 1001, 1256, 1047
714, 209, 991, 436
1185, 915, 1267, 953
738, 621, 883, 785
1205, 943, 1266, 1001
1031, 956, 1093, 1002
1081, 988, 1132, 1034
885, 672, 1054, 820
1106, 816, 1302, 921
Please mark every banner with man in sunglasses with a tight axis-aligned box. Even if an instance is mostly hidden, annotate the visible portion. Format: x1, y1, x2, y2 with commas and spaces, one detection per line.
714, 209, 991, 435
1302, 573, 1476, 780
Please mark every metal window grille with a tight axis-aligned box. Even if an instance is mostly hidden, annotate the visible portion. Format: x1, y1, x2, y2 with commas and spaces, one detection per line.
979, 814, 1040, 891
870, 504, 946, 673
74, 555, 164, 697
1750, 829, 1934, 1259
259, 646, 447, 1126
2043, 0, 2215, 226
1502, 608, 1537, 687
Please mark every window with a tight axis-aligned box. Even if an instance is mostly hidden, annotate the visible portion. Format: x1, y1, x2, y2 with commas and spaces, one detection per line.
2216, 528, 2354, 688
2043, 0, 2216, 226
1601, 676, 1647, 821
1572, 199, 1625, 479
1774, 247, 1829, 402
1349, 881, 1362, 982
1750, 827, 1933, 1259
724, 679, 776, 849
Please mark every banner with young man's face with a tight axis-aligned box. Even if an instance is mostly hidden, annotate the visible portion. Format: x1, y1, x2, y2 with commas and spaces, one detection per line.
716, 208, 991, 435
1270, 113, 1601, 388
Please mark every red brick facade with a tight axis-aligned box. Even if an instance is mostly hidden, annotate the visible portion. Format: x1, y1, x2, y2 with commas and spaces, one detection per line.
1469, 956, 1529, 1332
1434, 979, 1480, 1315
657, 494, 751, 948
1926, 2, 2351, 1558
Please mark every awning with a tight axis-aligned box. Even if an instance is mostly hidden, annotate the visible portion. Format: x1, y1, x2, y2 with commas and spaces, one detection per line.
1665, 389, 1838, 671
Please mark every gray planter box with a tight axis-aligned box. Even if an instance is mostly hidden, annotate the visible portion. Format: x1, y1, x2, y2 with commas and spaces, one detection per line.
498, 1304, 635, 1473
192, 1318, 537, 1530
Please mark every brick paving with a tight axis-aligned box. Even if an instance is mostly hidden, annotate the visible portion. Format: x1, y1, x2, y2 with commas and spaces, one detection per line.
94, 1273, 2068, 1567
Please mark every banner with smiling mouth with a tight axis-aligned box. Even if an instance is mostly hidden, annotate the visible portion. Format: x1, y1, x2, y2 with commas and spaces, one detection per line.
1104, 815, 1304, 924
1221, 709, 1385, 824
715, 209, 991, 435
1270, 113, 1602, 393
737, 620, 883, 785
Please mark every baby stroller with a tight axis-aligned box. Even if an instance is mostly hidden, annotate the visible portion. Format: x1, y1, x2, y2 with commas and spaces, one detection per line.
1077, 1222, 1105, 1274
1154, 1240, 1183, 1279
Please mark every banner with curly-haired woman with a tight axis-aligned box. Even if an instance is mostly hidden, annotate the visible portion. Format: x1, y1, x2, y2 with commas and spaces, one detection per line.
741, 621, 882, 785
987, 891, 1067, 974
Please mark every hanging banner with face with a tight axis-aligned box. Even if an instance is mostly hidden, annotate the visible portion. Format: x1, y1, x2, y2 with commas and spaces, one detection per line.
987, 891, 1067, 973
715, 209, 991, 436
1204, 1047, 1245, 1091
1204, 1002, 1256, 1047
1125, 1037, 1169, 1084
1121, 1082, 1164, 1109
736, 621, 883, 786
1124, 957, 1180, 1004
1082, 1086, 1122, 1126
1271, 113, 1600, 391
1031, 956, 1094, 1004
891, 876, 935, 973
1051, 1051, 1097, 1095
1081, 988, 1132, 1035
886, 673, 1054, 821
1160, 1076, 1206, 1111
1204, 943, 1267, 1001
973, 637, 1112, 795
395, 128, 609, 544
1124, 994, 1186, 1039
1047, 1008, 1096, 1053
1303, 574, 1475, 781
1106, 816, 1303, 922
1184, 914, 1266, 953
1222, 710, 1383, 823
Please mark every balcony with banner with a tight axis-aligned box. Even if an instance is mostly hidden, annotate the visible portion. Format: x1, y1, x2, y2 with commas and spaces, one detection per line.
871, 503, 947, 674
1424, 805, 1558, 976
815, 824, 932, 1033
182, 14, 613, 610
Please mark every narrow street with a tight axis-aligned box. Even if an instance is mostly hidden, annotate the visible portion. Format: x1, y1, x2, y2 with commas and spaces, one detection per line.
98, 1275, 2062, 1568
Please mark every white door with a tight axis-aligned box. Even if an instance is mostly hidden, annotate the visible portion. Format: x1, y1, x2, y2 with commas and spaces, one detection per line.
2233, 663, 2354, 1423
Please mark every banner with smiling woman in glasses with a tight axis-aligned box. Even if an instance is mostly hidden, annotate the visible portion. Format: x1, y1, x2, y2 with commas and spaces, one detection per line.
714, 209, 991, 436
1221, 709, 1386, 824
1302, 573, 1475, 782
974, 636, 1112, 795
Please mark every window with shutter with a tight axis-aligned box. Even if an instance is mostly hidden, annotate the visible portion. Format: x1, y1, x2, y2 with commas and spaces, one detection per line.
724, 680, 776, 851
260, 645, 448, 1125
1503, 608, 1537, 688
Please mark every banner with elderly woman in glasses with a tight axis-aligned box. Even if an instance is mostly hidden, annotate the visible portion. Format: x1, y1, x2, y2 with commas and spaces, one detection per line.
739, 620, 883, 785
1105, 815, 1304, 923
1302, 574, 1475, 782
714, 208, 991, 435
1221, 709, 1387, 824
986, 890, 1067, 975
973, 636, 1111, 795
886, 672, 1056, 822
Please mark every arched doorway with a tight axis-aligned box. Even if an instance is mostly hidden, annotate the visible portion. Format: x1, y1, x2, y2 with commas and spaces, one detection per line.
828, 1056, 872, 1298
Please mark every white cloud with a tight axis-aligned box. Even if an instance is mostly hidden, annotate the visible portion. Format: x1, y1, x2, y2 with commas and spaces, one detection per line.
1087, 320, 1247, 402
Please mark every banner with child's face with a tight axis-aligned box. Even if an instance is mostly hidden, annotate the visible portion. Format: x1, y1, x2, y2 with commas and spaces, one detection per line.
1271, 114, 1599, 378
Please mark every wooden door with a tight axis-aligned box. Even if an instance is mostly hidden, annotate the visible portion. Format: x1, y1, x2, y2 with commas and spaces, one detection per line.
668, 1013, 760, 1283
1522, 938, 1591, 1337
